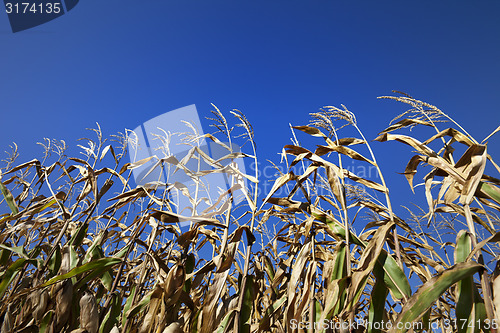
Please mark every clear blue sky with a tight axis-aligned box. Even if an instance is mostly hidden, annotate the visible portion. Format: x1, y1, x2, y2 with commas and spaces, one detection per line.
1, 0, 500, 217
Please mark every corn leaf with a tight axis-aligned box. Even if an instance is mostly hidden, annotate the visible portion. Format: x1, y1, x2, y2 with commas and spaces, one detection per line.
41, 257, 122, 287
0, 181, 18, 214
391, 262, 483, 333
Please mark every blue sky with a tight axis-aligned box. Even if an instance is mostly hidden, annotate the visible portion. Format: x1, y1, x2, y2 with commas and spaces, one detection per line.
1, 0, 500, 221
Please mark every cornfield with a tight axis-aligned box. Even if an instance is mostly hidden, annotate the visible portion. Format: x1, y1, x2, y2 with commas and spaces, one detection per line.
1, 93, 500, 333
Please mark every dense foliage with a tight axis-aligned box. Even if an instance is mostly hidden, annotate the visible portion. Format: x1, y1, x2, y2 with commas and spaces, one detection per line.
1, 93, 500, 333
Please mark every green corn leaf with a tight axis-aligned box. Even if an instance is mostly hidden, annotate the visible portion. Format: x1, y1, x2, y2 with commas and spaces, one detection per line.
0, 244, 28, 259
39, 310, 54, 333
258, 294, 287, 330
0, 248, 10, 266
83, 230, 106, 263
331, 243, 348, 316
214, 309, 236, 333
122, 284, 137, 328
114, 244, 130, 258
190, 309, 201, 333
455, 231, 487, 333
48, 245, 62, 275
83, 244, 113, 290
69, 221, 89, 247
0, 258, 36, 299
315, 299, 322, 323
125, 285, 157, 320
185, 253, 195, 274
478, 182, 500, 205
320, 213, 411, 300
391, 262, 483, 333
456, 231, 475, 333
99, 292, 122, 333
74, 261, 116, 291
183, 253, 195, 293
471, 287, 488, 332
376, 250, 411, 301
263, 255, 275, 281
0, 181, 18, 214
421, 309, 431, 332
331, 242, 347, 281
456, 231, 472, 263
319, 276, 349, 323
41, 257, 122, 287
323, 217, 364, 246
29, 197, 59, 215
240, 275, 255, 333
69, 245, 79, 274
369, 263, 389, 333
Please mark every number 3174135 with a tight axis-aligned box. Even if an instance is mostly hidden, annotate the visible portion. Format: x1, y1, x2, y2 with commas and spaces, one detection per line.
5, 2, 62, 14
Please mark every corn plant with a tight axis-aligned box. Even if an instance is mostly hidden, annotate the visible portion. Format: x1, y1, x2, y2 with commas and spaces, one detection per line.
0, 94, 499, 333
